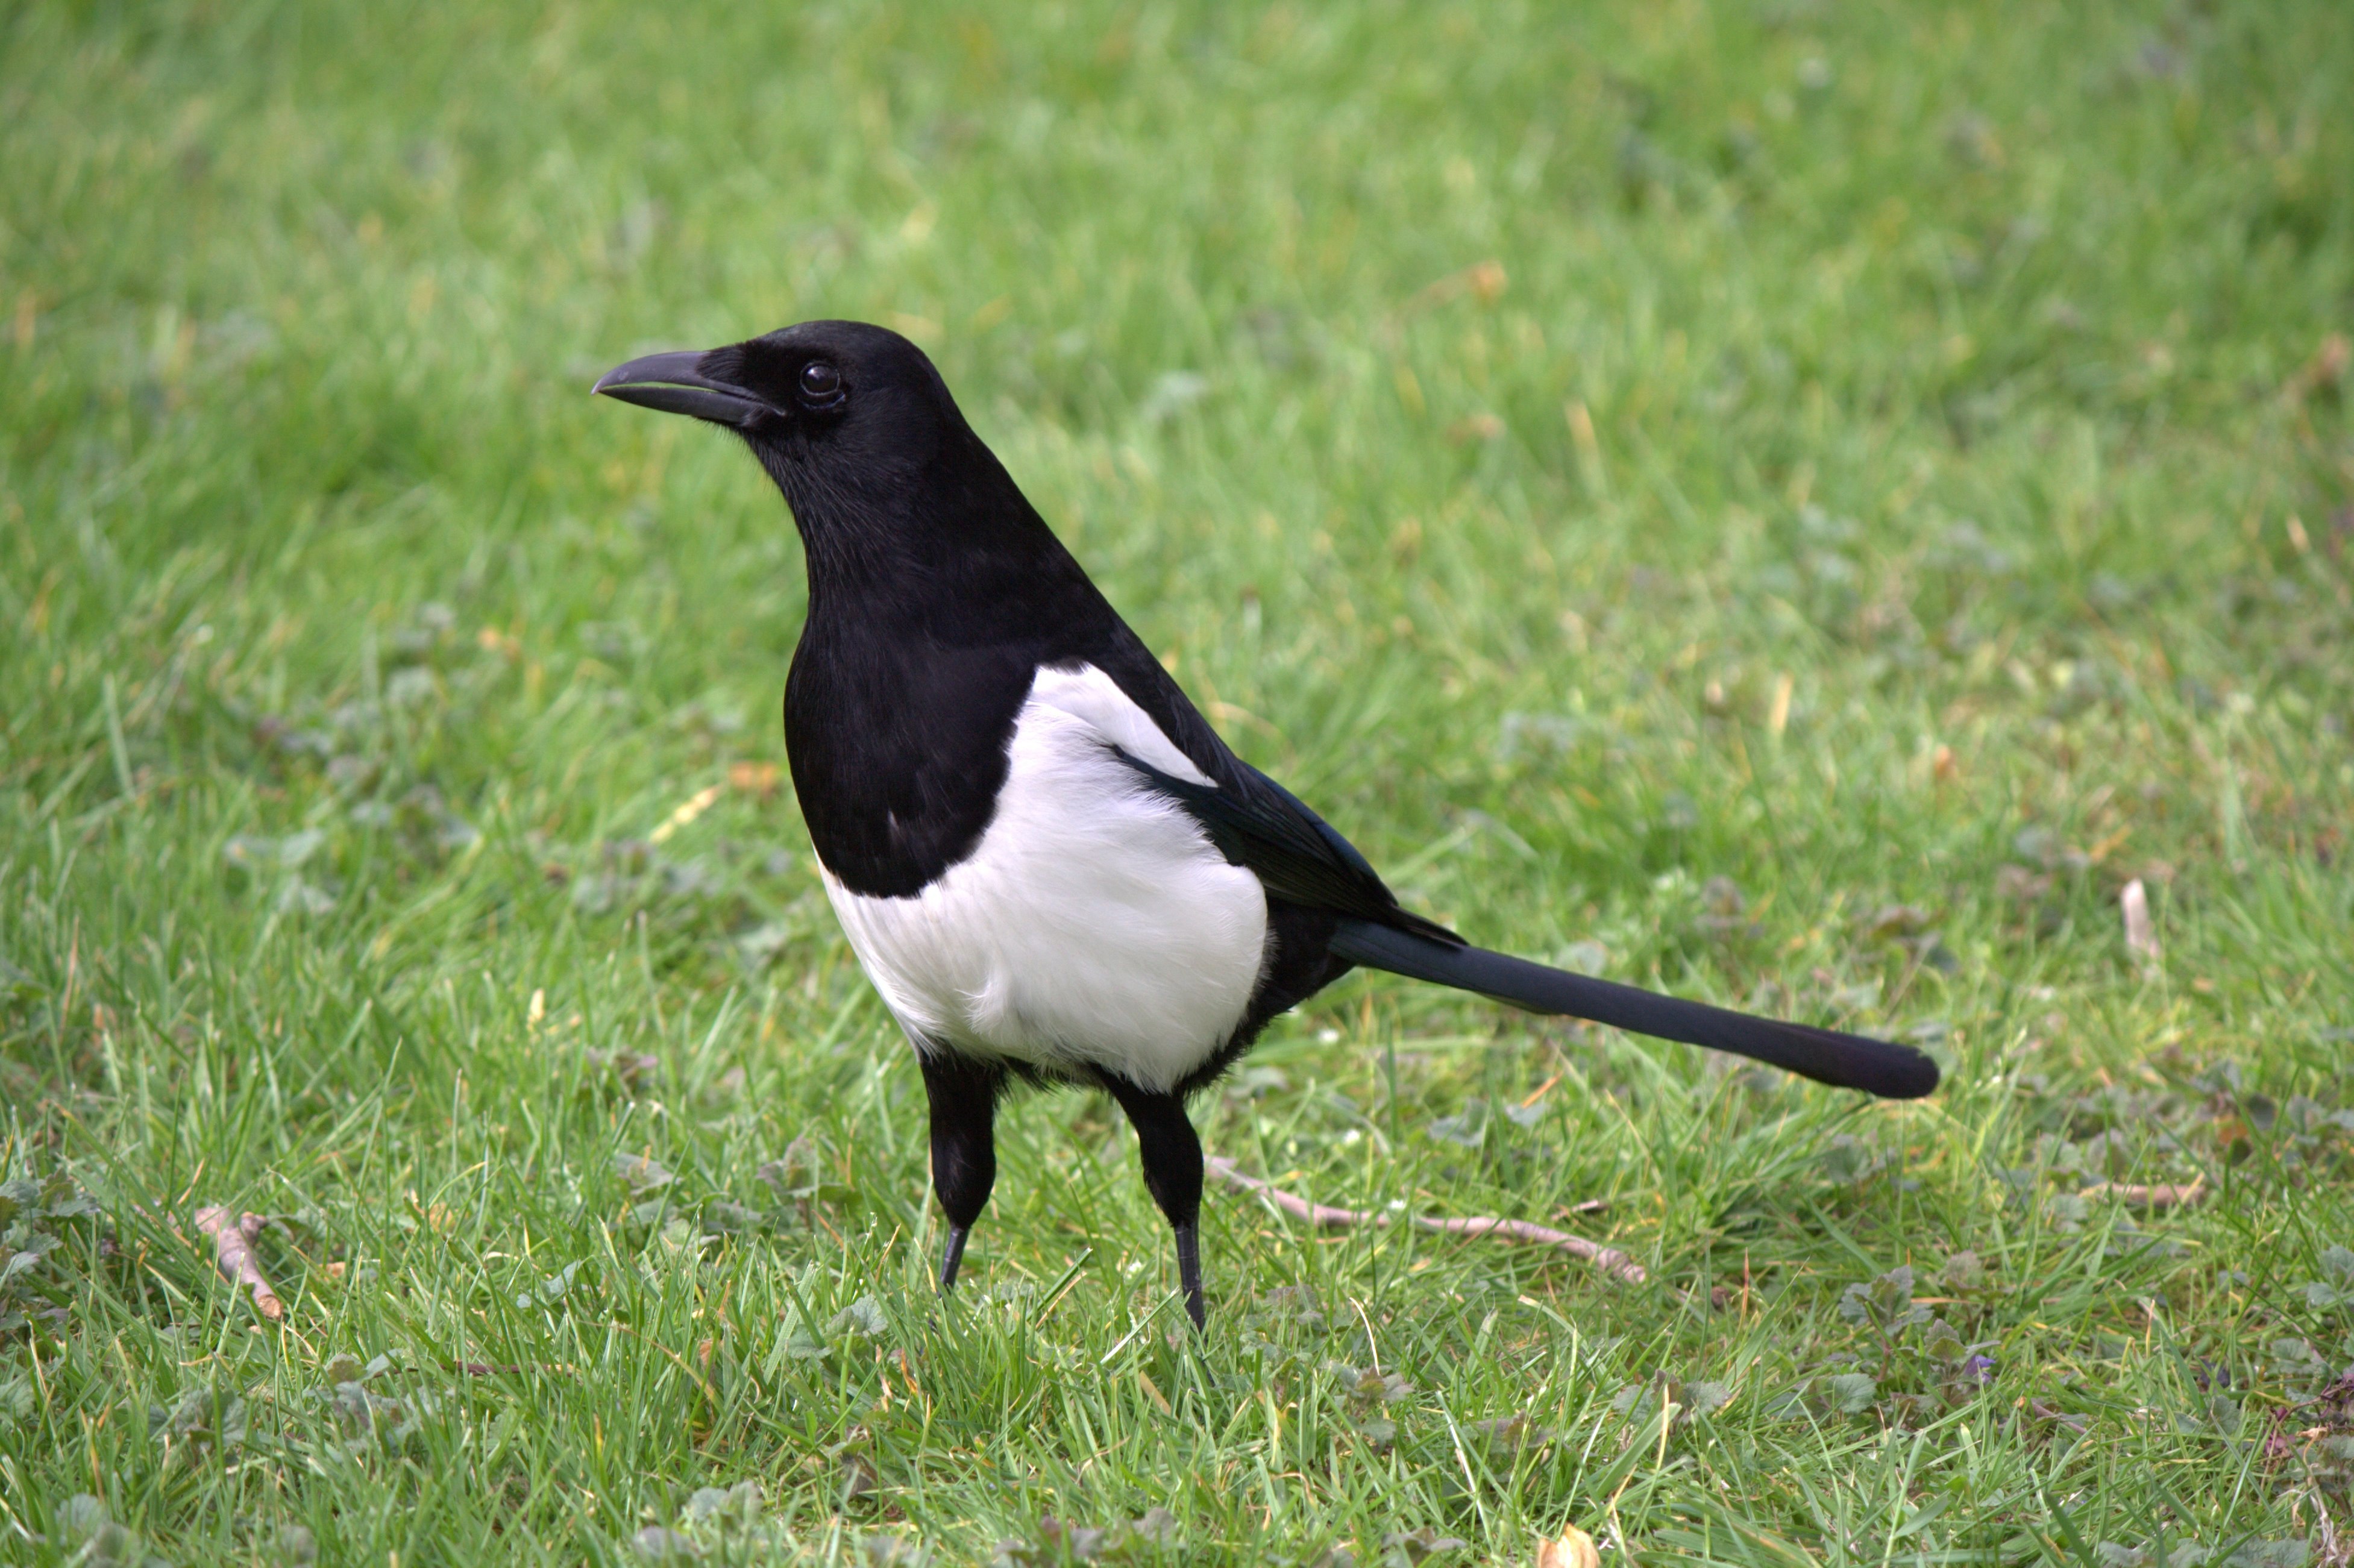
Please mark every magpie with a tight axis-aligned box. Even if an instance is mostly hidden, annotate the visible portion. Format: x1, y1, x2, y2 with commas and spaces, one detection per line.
595, 320, 1938, 1327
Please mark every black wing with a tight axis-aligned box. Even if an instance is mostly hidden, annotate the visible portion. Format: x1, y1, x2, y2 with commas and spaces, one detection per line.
1067, 620, 1455, 944
1113, 750, 1461, 946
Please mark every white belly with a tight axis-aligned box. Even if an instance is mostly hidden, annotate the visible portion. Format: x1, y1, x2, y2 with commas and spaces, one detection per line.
819, 664, 1269, 1093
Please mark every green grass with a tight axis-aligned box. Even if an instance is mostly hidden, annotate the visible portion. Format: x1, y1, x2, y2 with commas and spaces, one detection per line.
4, 0, 2353, 1561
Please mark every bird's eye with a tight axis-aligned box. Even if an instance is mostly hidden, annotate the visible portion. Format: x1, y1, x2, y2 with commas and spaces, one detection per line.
799, 362, 843, 403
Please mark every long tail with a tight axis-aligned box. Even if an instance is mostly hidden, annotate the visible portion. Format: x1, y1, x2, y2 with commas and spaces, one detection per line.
1329, 918, 1939, 1099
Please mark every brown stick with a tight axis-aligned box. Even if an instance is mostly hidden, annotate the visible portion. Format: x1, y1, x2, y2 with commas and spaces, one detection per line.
193, 1206, 284, 1321
1205, 1156, 1646, 1285
2079, 1178, 2207, 1209
1207, 1160, 1375, 1229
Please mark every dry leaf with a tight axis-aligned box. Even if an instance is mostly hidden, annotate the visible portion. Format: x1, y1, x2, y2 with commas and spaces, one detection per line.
2121, 877, 2159, 967
727, 760, 782, 797
1766, 671, 1793, 736
648, 783, 724, 844
1413, 259, 1508, 310
1537, 1524, 1600, 1568
2285, 331, 2350, 403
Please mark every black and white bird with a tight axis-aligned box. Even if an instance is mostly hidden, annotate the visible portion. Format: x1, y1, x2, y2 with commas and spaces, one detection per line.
595, 321, 1938, 1326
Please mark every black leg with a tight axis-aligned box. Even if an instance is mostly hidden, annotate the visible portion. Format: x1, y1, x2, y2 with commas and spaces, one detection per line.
1172, 1220, 1204, 1330
919, 1050, 1003, 1292
1100, 1079, 1208, 1329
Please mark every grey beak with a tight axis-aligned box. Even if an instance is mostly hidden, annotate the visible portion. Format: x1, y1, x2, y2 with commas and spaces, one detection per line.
592, 350, 773, 426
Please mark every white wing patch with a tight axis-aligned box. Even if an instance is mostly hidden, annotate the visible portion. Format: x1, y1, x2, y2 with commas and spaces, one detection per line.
821, 662, 1267, 1093
1025, 663, 1213, 786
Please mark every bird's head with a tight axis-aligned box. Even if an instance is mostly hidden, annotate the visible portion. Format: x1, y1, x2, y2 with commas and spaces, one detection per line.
595, 318, 1079, 613
594, 319, 982, 524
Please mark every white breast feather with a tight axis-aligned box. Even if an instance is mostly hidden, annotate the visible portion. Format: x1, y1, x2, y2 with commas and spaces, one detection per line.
820, 663, 1269, 1093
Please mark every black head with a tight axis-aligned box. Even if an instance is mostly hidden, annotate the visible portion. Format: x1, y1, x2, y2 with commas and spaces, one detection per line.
594, 321, 1062, 600
595, 319, 962, 487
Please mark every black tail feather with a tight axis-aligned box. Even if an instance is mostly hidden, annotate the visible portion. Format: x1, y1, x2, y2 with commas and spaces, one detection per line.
1329, 918, 1939, 1100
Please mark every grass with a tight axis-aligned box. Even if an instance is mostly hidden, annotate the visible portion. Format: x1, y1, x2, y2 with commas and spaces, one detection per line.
2, 0, 2352, 1561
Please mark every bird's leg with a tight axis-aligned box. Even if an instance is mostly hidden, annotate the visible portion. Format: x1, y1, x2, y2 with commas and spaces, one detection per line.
937, 1225, 971, 1293
1102, 1079, 1207, 1329
919, 1050, 1004, 1292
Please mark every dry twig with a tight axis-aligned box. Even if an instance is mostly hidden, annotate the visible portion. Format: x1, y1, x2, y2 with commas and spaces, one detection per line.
193, 1206, 284, 1320
2079, 1178, 2208, 1209
1206, 1156, 1645, 1285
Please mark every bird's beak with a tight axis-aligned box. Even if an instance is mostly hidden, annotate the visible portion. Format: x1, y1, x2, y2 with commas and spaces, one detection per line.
591, 350, 773, 427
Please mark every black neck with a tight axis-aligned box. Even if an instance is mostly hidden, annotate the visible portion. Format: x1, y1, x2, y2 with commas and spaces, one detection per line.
766, 425, 1126, 895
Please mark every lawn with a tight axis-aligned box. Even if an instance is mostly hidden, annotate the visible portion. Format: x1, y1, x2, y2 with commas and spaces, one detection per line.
4, 0, 2352, 1562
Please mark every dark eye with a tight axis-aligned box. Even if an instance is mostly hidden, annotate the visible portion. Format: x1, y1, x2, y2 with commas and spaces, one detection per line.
799, 361, 843, 403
